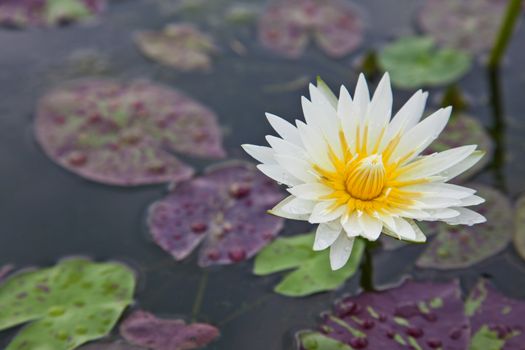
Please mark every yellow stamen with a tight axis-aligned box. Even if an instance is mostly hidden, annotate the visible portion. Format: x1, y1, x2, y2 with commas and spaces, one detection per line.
345, 155, 385, 200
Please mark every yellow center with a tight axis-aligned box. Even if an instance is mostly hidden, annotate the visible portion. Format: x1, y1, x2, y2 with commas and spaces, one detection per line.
345, 155, 385, 200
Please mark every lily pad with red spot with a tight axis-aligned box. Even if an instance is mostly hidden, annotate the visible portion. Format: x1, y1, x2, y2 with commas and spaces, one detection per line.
258, 0, 363, 59
35, 79, 225, 186
296, 279, 470, 350
120, 310, 219, 350
416, 185, 512, 270
147, 162, 285, 267
0, 0, 106, 28
466, 280, 525, 349
513, 194, 525, 262
426, 115, 492, 183
135, 24, 218, 72
417, 0, 509, 55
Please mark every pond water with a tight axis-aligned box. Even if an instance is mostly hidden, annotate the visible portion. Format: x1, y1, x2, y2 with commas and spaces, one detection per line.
1, 0, 525, 349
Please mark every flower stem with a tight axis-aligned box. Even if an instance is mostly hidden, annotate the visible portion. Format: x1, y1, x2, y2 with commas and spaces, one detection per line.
191, 271, 209, 322
488, 0, 521, 68
359, 240, 375, 292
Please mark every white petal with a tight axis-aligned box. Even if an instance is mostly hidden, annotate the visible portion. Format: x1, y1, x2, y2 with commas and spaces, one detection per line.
288, 183, 333, 200
330, 234, 355, 270
296, 121, 334, 171
257, 164, 301, 186
459, 195, 485, 206
437, 150, 485, 181
266, 113, 302, 145
352, 73, 370, 122
309, 201, 345, 223
281, 196, 316, 215
269, 196, 310, 220
242, 144, 275, 164
445, 208, 486, 226
358, 213, 383, 241
416, 196, 462, 209
337, 85, 353, 120
274, 154, 317, 183
424, 208, 461, 220
390, 217, 421, 241
402, 183, 475, 199
266, 135, 306, 159
366, 73, 392, 151
396, 145, 477, 180
341, 211, 362, 237
390, 107, 451, 165
303, 94, 341, 155
313, 221, 343, 251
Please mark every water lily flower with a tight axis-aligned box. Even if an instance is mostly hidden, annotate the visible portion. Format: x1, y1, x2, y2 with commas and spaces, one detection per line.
242, 73, 486, 270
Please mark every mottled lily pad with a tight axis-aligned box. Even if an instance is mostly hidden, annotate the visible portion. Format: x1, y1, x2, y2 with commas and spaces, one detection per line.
297, 280, 470, 349
378, 37, 471, 89
0, 0, 105, 28
417, 185, 512, 270
426, 115, 492, 183
0, 258, 136, 350
466, 280, 525, 349
120, 310, 219, 350
417, 0, 509, 55
148, 162, 285, 267
35, 79, 225, 186
135, 24, 218, 72
514, 194, 525, 262
259, 0, 363, 59
254, 233, 365, 297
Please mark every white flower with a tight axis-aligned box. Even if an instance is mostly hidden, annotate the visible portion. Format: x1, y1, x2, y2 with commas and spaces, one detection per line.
242, 73, 486, 270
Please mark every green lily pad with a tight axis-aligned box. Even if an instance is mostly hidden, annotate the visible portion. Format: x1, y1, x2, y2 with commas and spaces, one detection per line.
417, 0, 509, 55
253, 233, 365, 297
296, 331, 353, 350
513, 193, 525, 262
0, 258, 136, 350
378, 37, 471, 89
416, 185, 512, 270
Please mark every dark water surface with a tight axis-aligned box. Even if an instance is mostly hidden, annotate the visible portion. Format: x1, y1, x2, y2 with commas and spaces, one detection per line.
1, 0, 525, 349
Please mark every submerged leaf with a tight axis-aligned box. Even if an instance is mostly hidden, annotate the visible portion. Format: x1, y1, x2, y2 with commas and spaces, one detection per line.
148, 162, 285, 267
120, 310, 219, 350
0, 258, 136, 350
259, 0, 363, 59
0, 0, 105, 28
466, 280, 525, 349
417, 0, 509, 55
378, 37, 471, 89
79, 340, 146, 350
296, 279, 470, 349
417, 185, 512, 270
135, 24, 218, 72
254, 233, 365, 297
35, 79, 225, 186
513, 194, 525, 262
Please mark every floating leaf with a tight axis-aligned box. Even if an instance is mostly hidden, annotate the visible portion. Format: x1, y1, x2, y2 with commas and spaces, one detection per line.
135, 24, 218, 72
254, 233, 365, 297
120, 310, 219, 350
513, 194, 525, 262
297, 279, 470, 349
0, 0, 105, 28
417, 0, 509, 55
258, 0, 363, 59
148, 162, 285, 267
0, 258, 136, 350
378, 37, 471, 89
35, 79, 225, 186
466, 280, 525, 349
417, 185, 512, 270
425, 115, 492, 183
79, 340, 146, 350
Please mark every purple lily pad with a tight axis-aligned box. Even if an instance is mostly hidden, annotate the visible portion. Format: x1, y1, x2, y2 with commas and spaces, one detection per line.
425, 115, 492, 183
35, 79, 225, 186
258, 0, 363, 59
0, 264, 13, 283
513, 194, 525, 262
416, 185, 513, 270
297, 279, 470, 350
135, 24, 218, 72
120, 310, 219, 350
466, 280, 525, 349
147, 162, 285, 267
78, 340, 146, 350
0, 0, 105, 28
417, 0, 509, 55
